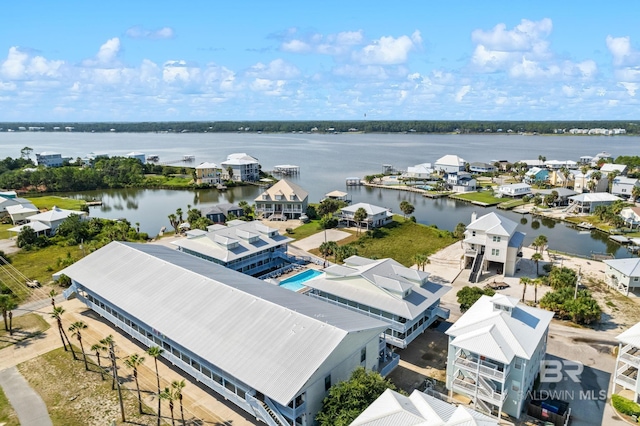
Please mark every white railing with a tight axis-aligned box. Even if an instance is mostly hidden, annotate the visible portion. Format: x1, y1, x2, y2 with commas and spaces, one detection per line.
433, 306, 450, 319
617, 374, 637, 387
454, 355, 506, 381
620, 351, 640, 366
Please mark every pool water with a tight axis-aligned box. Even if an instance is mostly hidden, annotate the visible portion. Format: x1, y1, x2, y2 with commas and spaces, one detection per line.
279, 269, 323, 292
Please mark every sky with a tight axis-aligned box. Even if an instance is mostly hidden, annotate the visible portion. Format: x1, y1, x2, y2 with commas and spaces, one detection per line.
1, 1, 640, 122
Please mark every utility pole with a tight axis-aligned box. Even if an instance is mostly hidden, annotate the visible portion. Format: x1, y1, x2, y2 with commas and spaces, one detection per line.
574, 266, 581, 299
109, 339, 126, 422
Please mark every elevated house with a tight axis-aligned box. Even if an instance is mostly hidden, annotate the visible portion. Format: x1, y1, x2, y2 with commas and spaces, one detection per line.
604, 258, 640, 295
5, 203, 38, 224
221, 153, 260, 182
600, 163, 627, 176
611, 176, 640, 199
0, 195, 36, 215
195, 162, 222, 185
548, 169, 575, 188
573, 169, 608, 193
434, 155, 465, 174
613, 322, 640, 403
523, 167, 548, 184
469, 162, 496, 174
321, 190, 351, 204
35, 152, 63, 167
463, 212, 525, 279
567, 193, 621, 213
543, 160, 577, 170
351, 388, 498, 426
125, 152, 146, 163
339, 202, 393, 229
591, 151, 613, 167
172, 220, 293, 277
531, 188, 577, 207
403, 163, 434, 180
518, 159, 545, 168
304, 256, 451, 349
9, 206, 87, 236
496, 183, 531, 198
621, 207, 640, 229
447, 172, 477, 193
446, 294, 554, 418
58, 242, 389, 426
201, 203, 244, 223
255, 179, 308, 220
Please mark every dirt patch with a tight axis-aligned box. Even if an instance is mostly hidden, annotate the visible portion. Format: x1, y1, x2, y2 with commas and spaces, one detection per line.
586, 277, 640, 330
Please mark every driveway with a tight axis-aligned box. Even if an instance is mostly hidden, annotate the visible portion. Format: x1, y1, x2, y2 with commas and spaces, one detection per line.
290, 229, 351, 252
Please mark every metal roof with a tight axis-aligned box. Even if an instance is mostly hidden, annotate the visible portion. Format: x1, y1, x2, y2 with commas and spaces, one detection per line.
569, 193, 621, 203
306, 257, 450, 319
617, 322, 640, 347
342, 203, 391, 216
446, 295, 553, 362
604, 258, 640, 277
466, 212, 518, 237
351, 389, 498, 426
59, 242, 387, 405
28, 206, 86, 222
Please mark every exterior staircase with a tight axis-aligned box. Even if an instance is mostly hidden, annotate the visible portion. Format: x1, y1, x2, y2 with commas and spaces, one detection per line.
469, 252, 484, 283
260, 401, 287, 426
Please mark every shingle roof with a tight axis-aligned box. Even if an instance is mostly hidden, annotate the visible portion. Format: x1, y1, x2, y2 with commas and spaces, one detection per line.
59, 242, 388, 406
256, 179, 309, 202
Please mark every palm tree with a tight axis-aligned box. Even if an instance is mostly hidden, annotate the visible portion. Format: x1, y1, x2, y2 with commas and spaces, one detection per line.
632, 185, 640, 203
51, 306, 75, 358
0, 294, 17, 334
319, 241, 338, 265
520, 277, 531, 302
147, 345, 165, 426
90, 342, 107, 380
159, 387, 176, 426
101, 335, 117, 389
413, 253, 430, 271
532, 235, 548, 255
49, 289, 57, 308
171, 379, 186, 425
69, 321, 89, 370
531, 252, 543, 276
353, 207, 368, 234
533, 278, 543, 304
125, 353, 146, 414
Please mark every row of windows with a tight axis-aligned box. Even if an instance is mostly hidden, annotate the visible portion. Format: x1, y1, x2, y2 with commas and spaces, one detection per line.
312, 291, 397, 320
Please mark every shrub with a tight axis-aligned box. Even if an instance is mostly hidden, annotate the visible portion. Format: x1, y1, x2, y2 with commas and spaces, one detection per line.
457, 286, 495, 312
612, 394, 640, 417
285, 228, 294, 234
57, 274, 72, 287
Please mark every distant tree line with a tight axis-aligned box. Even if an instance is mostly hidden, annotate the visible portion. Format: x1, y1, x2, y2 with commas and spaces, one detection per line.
1, 120, 639, 134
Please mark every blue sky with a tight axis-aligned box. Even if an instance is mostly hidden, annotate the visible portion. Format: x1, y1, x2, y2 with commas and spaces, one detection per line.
1, 1, 639, 121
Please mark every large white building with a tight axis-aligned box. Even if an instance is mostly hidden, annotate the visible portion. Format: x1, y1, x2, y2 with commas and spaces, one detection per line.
496, 183, 531, 198
255, 179, 309, 220
35, 152, 63, 167
59, 242, 390, 426
463, 212, 525, 280
446, 294, 554, 418
351, 388, 498, 426
611, 176, 640, 198
172, 220, 294, 276
339, 203, 393, 229
604, 258, 640, 295
221, 153, 260, 182
304, 256, 451, 349
567, 193, 621, 213
613, 322, 640, 402
195, 162, 222, 185
434, 155, 466, 174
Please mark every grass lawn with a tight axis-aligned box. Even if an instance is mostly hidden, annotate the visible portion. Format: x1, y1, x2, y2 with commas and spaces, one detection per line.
0, 313, 50, 350
144, 175, 193, 188
0, 223, 13, 240
19, 347, 160, 426
497, 199, 526, 210
450, 191, 502, 205
6, 244, 86, 300
0, 385, 19, 426
26, 196, 86, 211
286, 220, 326, 241
321, 217, 457, 267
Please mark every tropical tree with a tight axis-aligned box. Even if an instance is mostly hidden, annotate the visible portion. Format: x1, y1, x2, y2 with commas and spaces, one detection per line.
413, 253, 430, 271
147, 345, 165, 426
226, 166, 234, 181
319, 241, 338, 264
160, 387, 176, 426
533, 278, 543, 304
587, 180, 597, 192
51, 306, 75, 358
453, 222, 466, 239
316, 367, 400, 426
353, 207, 368, 234
548, 266, 577, 290
171, 379, 186, 425
101, 335, 117, 389
531, 252, 543, 276
532, 235, 548, 254
632, 185, 640, 202
0, 294, 17, 335
520, 277, 531, 302
49, 289, 57, 308
168, 213, 179, 233
335, 245, 358, 263
69, 321, 89, 370
456, 286, 495, 312
125, 353, 146, 414
399, 200, 415, 219
16, 226, 38, 248
90, 341, 107, 380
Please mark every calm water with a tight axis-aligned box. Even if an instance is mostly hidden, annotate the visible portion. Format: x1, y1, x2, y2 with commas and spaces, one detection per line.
1, 132, 638, 258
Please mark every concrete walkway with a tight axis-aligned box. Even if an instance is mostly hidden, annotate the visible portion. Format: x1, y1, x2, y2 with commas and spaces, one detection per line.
0, 366, 52, 426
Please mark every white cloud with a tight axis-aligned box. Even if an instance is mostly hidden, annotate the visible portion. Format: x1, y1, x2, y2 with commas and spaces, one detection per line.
619, 82, 639, 96
280, 30, 364, 56
455, 85, 471, 102
126, 26, 175, 40
606, 36, 640, 66
82, 37, 121, 67
355, 31, 422, 65
246, 59, 299, 80
472, 18, 552, 52
0, 47, 64, 80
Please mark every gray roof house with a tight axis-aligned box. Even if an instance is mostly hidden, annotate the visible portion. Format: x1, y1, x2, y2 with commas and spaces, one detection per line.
59, 242, 389, 426
340, 202, 393, 229
604, 258, 640, 295
611, 176, 640, 198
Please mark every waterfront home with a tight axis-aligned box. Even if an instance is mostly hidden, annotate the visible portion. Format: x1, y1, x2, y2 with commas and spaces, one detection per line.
125, 151, 146, 163
531, 188, 577, 206
195, 162, 222, 185
0, 195, 35, 215
304, 255, 451, 349
221, 153, 260, 182
463, 212, 525, 279
201, 203, 244, 223
496, 183, 531, 198
547, 169, 575, 188
58, 242, 390, 426
82, 152, 109, 166
591, 151, 613, 166
322, 190, 351, 204
469, 162, 496, 173
340, 202, 393, 229
446, 294, 553, 418
434, 155, 466, 174
9, 206, 87, 236
604, 258, 640, 295
523, 167, 548, 184
611, 176, 640, 198
543, 159, 578, 170
621, 207, 640, 229
5, 203, 38, 224
254, 179, 309, 220
172, 220, 293, 276
567, 193, 621, 213
446, 172, 477, 192
573, 169, 608, 193
351, 388, 498, 426
613, 321, 640, 402
404, 163, 434, 179
35, 152, 63, 167
518, 159, 545, 168
600, 163, 627, 175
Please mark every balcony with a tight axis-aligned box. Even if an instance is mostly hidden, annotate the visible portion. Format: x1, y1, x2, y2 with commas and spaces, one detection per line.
454, 352, 508, 381
617, 373, 637, 388
452, 378, 506, 406
620, 345, 640, 367
433, 306, 450, 320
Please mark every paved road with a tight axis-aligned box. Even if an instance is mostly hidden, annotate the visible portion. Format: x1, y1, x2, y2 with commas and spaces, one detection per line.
0, 366, 52, 426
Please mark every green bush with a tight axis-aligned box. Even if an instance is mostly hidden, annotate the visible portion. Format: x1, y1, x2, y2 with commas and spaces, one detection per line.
612, 394, 640, 417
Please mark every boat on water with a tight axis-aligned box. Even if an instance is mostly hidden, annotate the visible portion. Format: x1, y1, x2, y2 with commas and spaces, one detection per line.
182, 154, 195, 162
146, 155, 159, 162
576, 222, 594, 229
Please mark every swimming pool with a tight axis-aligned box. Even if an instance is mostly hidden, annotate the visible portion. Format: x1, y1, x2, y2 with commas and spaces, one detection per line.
279, 269, 323, 291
